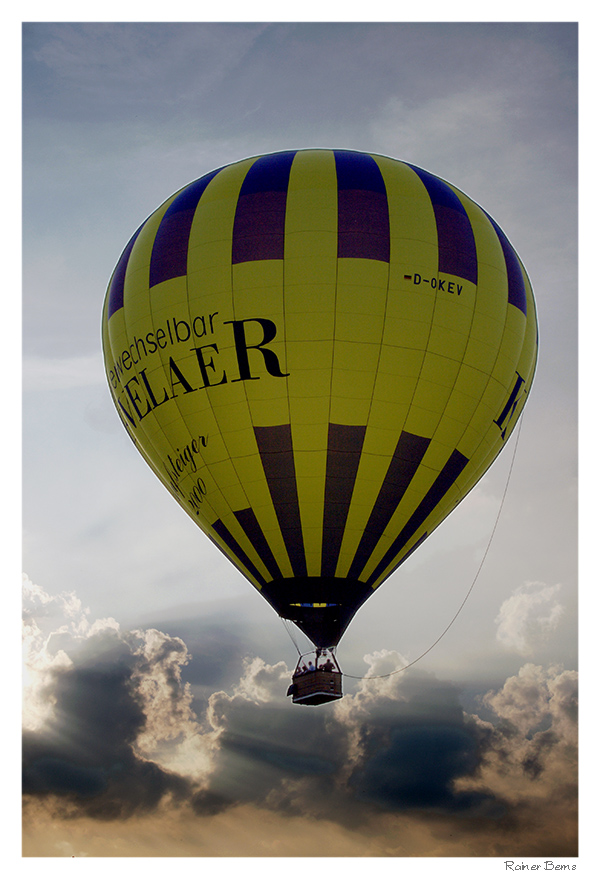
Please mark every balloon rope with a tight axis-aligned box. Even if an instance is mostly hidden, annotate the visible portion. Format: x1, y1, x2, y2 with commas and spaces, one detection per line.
343, 414, 525, 681
281, 616, 302, 655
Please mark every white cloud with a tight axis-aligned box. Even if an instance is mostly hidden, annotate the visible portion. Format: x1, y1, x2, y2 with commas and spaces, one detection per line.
495, 581, 564, 655
129, 627, 217, 782
22, 613, 72, 732
232, 655, 291, 703
484, 662, 563, 736
471, 662, 578, 805
333, 648, 411, 720
22, 573, 216, 782
22, 573, 120, 730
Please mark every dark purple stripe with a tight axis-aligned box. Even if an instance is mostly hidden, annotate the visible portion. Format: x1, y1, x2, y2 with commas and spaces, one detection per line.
106, 225, 143, 318
347, 431, 430, 581
232, 152, 296, 265
334, 150, 387, 194
234, 507, 283, 581
486, 213, 527, 315
408, 164, 478, 284
366, 448, 469, 587
254, 424, 307, 578
211, 518, 267, 587
149, 169, 222, 288
334, 151, 390, 262
321, 424, 366, 578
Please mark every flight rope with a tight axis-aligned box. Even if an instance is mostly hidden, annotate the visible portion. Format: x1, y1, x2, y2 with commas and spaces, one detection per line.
281, 616, 303, 656
344, 414, 525, 681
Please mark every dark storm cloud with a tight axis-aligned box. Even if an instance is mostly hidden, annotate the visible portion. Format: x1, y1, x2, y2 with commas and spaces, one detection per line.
22, 580, 577, 855
22, 627, 193, 818
349, 723, 488, 810
187, 657, 509, 827
339, 672, 500, 815
25, 611, 501, 823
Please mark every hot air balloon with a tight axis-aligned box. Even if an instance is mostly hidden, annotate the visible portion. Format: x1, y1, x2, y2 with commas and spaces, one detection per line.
102, 149, 538, 704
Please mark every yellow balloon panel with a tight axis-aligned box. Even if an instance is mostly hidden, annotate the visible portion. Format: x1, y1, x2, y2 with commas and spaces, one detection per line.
102, 149, 538, 646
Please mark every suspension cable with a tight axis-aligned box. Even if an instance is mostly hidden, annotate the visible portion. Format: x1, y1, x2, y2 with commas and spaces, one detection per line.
280, 616, 302, 655
343, 415, 525, 681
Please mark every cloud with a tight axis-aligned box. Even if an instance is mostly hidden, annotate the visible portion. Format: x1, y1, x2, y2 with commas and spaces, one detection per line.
22, 575, 215, 819
22, 576, 577, 856
462, 663, 579, 855
130, 626, 217, 781
495, 581, 564, 655
328, 652, 500, 817
22, 573, 119, 730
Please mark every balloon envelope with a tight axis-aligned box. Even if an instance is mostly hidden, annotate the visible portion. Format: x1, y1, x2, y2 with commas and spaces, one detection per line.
102, 149, 538, 647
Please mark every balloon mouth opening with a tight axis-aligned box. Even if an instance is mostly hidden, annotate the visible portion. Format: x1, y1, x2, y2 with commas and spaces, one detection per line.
260, 577, 372, 648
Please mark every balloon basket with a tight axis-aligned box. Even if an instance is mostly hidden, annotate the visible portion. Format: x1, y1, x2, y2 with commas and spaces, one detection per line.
287, 649, 343, 705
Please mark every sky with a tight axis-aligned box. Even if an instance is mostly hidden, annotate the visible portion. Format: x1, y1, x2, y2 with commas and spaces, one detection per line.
18, 12, 581, 868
